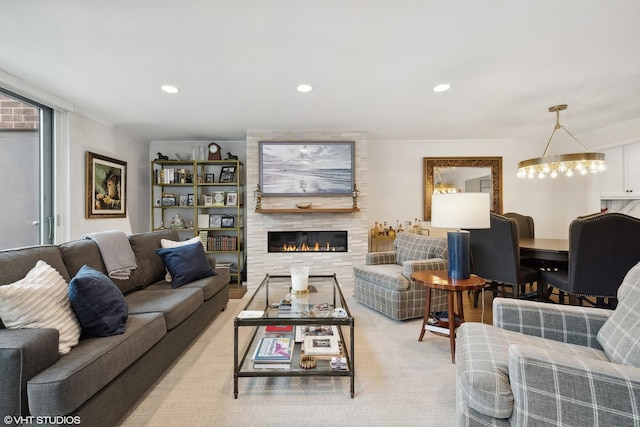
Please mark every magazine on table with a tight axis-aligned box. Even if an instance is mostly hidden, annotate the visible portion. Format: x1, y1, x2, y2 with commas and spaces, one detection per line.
251, 336, 293, 362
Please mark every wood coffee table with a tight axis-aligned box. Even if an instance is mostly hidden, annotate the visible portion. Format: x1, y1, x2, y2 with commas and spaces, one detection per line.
411, 270, 486, 363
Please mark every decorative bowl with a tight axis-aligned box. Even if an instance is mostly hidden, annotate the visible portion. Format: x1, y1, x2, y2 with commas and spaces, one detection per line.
175, 152, 191, 160
295, 202, 312, 209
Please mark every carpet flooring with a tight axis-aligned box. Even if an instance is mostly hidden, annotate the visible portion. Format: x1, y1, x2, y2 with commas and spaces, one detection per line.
116, 285, 458, 426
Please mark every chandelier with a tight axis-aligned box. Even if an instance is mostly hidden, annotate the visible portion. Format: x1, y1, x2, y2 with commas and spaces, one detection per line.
516, 104, 606, 179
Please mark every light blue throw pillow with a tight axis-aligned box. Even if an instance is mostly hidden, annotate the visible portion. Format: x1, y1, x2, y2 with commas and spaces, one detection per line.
68, 265, 128, 336
156, 242, 217, 288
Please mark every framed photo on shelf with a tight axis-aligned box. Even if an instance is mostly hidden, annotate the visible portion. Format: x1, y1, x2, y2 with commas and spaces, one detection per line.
212, 191, 226, 206
161, 192, 176, 206
203, 195, 213, 206
209, 214, 222, 228
221, 215, 234, 228
219, 166, 236, 183
86, 151, 127, 218
179, 195, 188, 206
226, 191, 237, 206
205, 173, 214, 183
187, 194, 194, 206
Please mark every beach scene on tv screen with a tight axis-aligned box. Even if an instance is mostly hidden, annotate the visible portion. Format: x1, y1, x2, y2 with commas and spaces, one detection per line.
260, 142, 353, 195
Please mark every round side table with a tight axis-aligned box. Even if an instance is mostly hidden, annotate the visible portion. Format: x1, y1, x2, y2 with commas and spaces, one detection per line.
412, 270, 486, 363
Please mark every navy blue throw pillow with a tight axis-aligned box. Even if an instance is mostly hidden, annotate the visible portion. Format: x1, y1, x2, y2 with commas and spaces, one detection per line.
156, 242, 216, 288
68, 265, 128, 336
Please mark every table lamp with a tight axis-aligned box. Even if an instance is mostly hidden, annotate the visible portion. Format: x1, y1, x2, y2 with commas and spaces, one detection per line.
431, 193, 490, 279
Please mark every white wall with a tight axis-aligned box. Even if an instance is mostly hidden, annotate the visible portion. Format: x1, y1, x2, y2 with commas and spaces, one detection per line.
65, 113, 149, 240
65, 119, 640, 243
366, 138, 594, 239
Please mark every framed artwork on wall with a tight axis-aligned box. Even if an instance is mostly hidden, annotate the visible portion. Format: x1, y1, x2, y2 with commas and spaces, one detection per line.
259, 141, 355, 196
86, 151, 127, 218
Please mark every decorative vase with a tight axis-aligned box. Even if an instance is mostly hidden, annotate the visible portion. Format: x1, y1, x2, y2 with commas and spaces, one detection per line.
290, 266, 310, 292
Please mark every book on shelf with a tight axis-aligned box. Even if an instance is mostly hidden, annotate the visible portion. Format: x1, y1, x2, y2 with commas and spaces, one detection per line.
252, 337, 293, 362
265, 324, 294, 334
206, 234, 237, 251
424, 323, 454, 335
302, 335, 341, 356
252, 361, 291, 369
295, 325, 339, 343
215, 262, 233, 269
431, 311, 463, 325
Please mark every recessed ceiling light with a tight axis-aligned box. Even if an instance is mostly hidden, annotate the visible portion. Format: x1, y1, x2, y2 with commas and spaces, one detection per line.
297, 84, 313, 93
433, 83, 451, 92
161, 85, 180, 94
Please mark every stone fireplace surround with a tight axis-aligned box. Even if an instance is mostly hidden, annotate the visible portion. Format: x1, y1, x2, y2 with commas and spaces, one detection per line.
245, 131, 368, 289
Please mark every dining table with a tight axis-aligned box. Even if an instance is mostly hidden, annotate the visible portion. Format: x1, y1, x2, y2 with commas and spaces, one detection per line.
519, 238, 569, 263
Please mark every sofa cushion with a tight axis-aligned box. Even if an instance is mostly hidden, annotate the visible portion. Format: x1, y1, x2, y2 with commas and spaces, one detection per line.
145, 267, 231, 300
0, 245, 71, 285
456, 322, 610, 419
125, 288, 204, 330
26, 312, 166, 416
353, 264, 409, 291
60, 239, 145, 295
68, 265, 128, 337
394, 233, 447, 265
160, 236, 203, 282
597, 261, 640, 367
129, 229, 179, 287
156, 242, 216, 288
0, 260, 81, 355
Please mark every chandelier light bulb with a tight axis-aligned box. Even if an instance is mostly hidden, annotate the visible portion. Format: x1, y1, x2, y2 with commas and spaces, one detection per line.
516, 104, 606, 179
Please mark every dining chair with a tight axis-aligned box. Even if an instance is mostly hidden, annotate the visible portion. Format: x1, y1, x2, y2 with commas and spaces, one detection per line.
503, 212, 534, 238
469, 213, 540, 307
540, 212, 640, 308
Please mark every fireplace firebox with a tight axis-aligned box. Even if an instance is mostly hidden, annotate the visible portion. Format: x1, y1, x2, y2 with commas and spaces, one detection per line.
268, 231, 348, 252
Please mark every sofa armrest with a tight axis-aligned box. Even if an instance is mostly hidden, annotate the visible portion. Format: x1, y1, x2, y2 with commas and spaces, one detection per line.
0, 328, 59, 418
365, 251, 396, 265
493, 298, 612, 348
509, 344, 640, 426
402, 258, 448, 277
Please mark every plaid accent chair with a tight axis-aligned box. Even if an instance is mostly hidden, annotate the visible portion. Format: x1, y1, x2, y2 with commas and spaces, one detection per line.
353, 232, 448, 320
456, 260, 640, 426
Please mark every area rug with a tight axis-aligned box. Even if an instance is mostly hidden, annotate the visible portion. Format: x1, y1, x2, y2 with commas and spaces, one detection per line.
116, 285, 457, 426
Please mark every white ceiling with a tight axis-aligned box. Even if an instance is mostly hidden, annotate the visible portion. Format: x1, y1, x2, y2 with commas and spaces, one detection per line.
2, 1, 640, 144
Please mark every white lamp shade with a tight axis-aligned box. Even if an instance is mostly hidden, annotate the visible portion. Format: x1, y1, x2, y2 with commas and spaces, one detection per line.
431, 193, 490, 229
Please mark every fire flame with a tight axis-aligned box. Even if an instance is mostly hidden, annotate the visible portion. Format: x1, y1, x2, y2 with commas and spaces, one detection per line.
281, 242, 335, 252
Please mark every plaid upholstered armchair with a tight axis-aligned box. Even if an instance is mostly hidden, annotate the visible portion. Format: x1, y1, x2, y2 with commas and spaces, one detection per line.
353, 232, 448, 320
455, 261, 640, 426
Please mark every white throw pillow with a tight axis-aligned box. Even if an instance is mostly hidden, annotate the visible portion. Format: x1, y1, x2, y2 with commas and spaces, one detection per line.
160, 236, 204, 281
0, 260, 81, 355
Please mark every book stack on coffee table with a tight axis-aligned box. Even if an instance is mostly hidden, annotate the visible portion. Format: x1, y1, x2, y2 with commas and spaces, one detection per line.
251, 336, 294, 369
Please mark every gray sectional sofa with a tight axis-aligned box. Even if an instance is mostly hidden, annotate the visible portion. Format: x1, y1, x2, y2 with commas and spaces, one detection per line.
353, 232, 449, 320
0, 230, 230, 427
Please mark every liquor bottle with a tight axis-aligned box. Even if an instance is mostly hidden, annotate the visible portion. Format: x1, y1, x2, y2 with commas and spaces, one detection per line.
397, 220, 404, 233
388, 226, 396, 237
373, 222, 380, 236
413, 218, 421, 234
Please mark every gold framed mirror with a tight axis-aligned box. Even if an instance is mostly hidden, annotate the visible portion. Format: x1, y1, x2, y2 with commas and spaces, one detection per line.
423, 157, 503, 221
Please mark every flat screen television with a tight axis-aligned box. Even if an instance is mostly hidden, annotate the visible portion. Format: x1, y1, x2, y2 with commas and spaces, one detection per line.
259, 141, 355, 196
